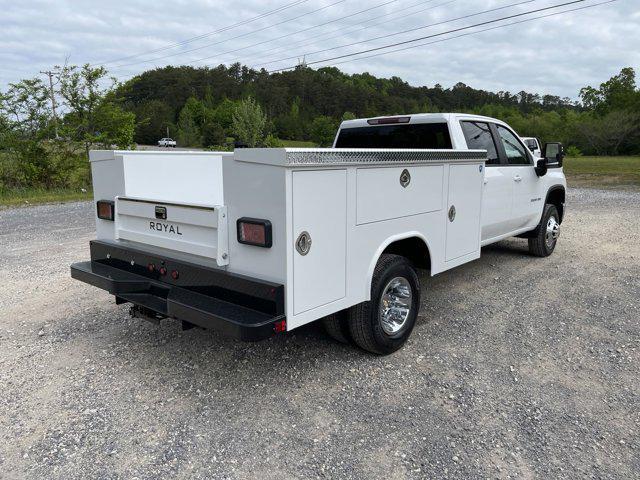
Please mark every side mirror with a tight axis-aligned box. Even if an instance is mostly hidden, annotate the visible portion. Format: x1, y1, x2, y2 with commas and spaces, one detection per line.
527, 145, 536, 152
542, 142, 565, 167
535, 158, 548, 177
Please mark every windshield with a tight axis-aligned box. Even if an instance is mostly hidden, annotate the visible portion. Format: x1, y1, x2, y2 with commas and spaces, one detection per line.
335, 123, 452, 149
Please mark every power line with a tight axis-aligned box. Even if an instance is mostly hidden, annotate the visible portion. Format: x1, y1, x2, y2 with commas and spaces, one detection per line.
183, 0, 402, 67
328, 0, 618, 67
259, 0, 539, 69
112, 0, 350, 69
269, 0, 591, 72
97, 0, 312, 66
238, 0, 454, 67
114, 0, 616, 86
116, 0, 526, 75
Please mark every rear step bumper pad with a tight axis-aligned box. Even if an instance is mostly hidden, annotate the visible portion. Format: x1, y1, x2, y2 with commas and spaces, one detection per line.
71, 260, 284, 341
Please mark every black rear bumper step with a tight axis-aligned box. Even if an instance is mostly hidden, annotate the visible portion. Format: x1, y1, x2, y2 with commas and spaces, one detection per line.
70, 241, 285, 341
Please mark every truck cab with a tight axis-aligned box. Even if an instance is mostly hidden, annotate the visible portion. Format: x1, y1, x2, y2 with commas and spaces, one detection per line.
334, 113, 566, 249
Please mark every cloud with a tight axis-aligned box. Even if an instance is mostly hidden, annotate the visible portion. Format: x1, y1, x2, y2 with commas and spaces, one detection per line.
1, 0, 638, 98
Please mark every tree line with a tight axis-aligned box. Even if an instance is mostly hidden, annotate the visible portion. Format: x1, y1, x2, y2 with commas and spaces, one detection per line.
1, 63, 639, 194
121, 64, 640, 154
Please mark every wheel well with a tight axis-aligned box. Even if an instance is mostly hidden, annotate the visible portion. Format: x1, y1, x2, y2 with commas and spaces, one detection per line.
382, 237, 431, 271
546, 187, 565, 223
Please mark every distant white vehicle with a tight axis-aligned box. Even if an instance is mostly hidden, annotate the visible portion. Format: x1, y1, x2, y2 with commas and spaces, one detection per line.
522, 137, 542, 157
158, 138, 177, 148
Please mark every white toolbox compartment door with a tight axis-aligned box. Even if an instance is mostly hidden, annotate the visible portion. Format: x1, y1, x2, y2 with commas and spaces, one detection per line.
115, 198, 228, 265
292, 170, 347, 315
445, 164, 483, 261
356, 165, 443, 224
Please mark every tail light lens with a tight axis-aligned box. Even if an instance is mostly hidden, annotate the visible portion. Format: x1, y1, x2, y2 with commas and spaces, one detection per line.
237, 218, 272, 248
367, 116, 410, 125
96, 200, 115, 221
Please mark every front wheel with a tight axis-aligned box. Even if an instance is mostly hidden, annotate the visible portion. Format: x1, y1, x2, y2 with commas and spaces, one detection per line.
347, 254, 420, 355
528, 204, 560, 257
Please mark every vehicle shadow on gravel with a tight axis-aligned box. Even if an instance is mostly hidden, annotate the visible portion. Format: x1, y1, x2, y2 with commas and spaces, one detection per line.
62, 237, 539, 372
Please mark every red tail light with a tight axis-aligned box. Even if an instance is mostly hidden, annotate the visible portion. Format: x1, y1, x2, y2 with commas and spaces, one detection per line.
96, 200, 115, 221
274, 319, 286, 333
237, 218, 272, 248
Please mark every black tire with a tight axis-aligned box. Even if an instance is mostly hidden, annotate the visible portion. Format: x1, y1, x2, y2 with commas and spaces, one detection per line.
528, 204, 560, 257
347, 254, 420, 355
322, 310, 351, 344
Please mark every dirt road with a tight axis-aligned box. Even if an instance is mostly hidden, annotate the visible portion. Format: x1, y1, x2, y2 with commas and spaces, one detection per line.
0, 188, 638, 479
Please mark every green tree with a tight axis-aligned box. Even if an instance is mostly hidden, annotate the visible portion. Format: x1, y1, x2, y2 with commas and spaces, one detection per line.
0, 78, 55, 188
0, 78, 50, 139
310, 116, 337, 147
232, 96, 267, 147
276, 98, 304, 140
201, 121, 226, 147
57, 64, 135, 154
573, 110, 640, 155
182, 96, 207, 127
212, 97, 237, 130
134, 100, 174, 144
176, 104, 201, 147
580, 67, 639, 113
92, 102, 136, 148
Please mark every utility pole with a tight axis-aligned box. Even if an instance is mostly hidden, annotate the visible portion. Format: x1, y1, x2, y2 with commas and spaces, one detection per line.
40, 70, 59, 139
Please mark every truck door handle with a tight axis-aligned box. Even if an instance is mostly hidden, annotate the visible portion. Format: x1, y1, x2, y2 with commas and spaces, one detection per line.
514, 175, 522, 182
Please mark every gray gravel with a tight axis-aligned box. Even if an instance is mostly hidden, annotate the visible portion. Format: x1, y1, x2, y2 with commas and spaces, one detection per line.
0, 188, 638, 479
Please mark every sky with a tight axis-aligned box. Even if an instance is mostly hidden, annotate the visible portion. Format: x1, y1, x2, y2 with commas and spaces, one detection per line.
1, 0, 638, 99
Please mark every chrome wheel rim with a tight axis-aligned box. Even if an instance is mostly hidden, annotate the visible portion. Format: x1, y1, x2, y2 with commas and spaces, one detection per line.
546, 215, 560, 248
379, 277, 412, 335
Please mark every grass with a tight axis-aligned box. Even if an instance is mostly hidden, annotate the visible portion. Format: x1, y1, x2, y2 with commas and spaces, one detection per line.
0, 188, 93, 207
279, 139, 317, 148
563, 156, 640, 189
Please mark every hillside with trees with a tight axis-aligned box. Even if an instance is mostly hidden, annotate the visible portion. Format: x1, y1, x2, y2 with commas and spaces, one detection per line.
1, 63, 639, 200
118, 64, 640, 155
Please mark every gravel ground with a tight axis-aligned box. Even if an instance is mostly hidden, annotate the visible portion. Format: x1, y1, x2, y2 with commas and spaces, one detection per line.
0, 188, 638, 479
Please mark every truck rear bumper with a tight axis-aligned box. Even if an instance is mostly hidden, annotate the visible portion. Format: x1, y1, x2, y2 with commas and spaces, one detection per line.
70, 241, 285, 341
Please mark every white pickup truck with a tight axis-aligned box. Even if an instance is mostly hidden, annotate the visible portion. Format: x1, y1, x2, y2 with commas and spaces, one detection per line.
522, 136, 542, 157
71, 113, 566, 355
157, 137, 177, 148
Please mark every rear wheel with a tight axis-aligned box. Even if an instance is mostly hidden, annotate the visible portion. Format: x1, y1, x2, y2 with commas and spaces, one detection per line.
528, 204, 560, 257
347, 254, 420, 355
322, 310, 351, 344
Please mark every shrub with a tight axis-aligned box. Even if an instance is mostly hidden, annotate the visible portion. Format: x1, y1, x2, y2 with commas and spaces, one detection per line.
565, 145, 583, 157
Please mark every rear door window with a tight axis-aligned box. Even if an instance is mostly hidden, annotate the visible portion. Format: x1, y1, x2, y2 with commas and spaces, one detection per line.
460, 121, 500, 165
334, 123, 452, 149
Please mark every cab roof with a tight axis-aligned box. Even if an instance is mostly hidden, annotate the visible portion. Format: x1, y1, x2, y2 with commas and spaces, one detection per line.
339, 113, 507, 130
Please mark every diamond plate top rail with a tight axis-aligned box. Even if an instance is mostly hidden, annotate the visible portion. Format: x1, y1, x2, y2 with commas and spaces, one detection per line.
283, 149, 486, 166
